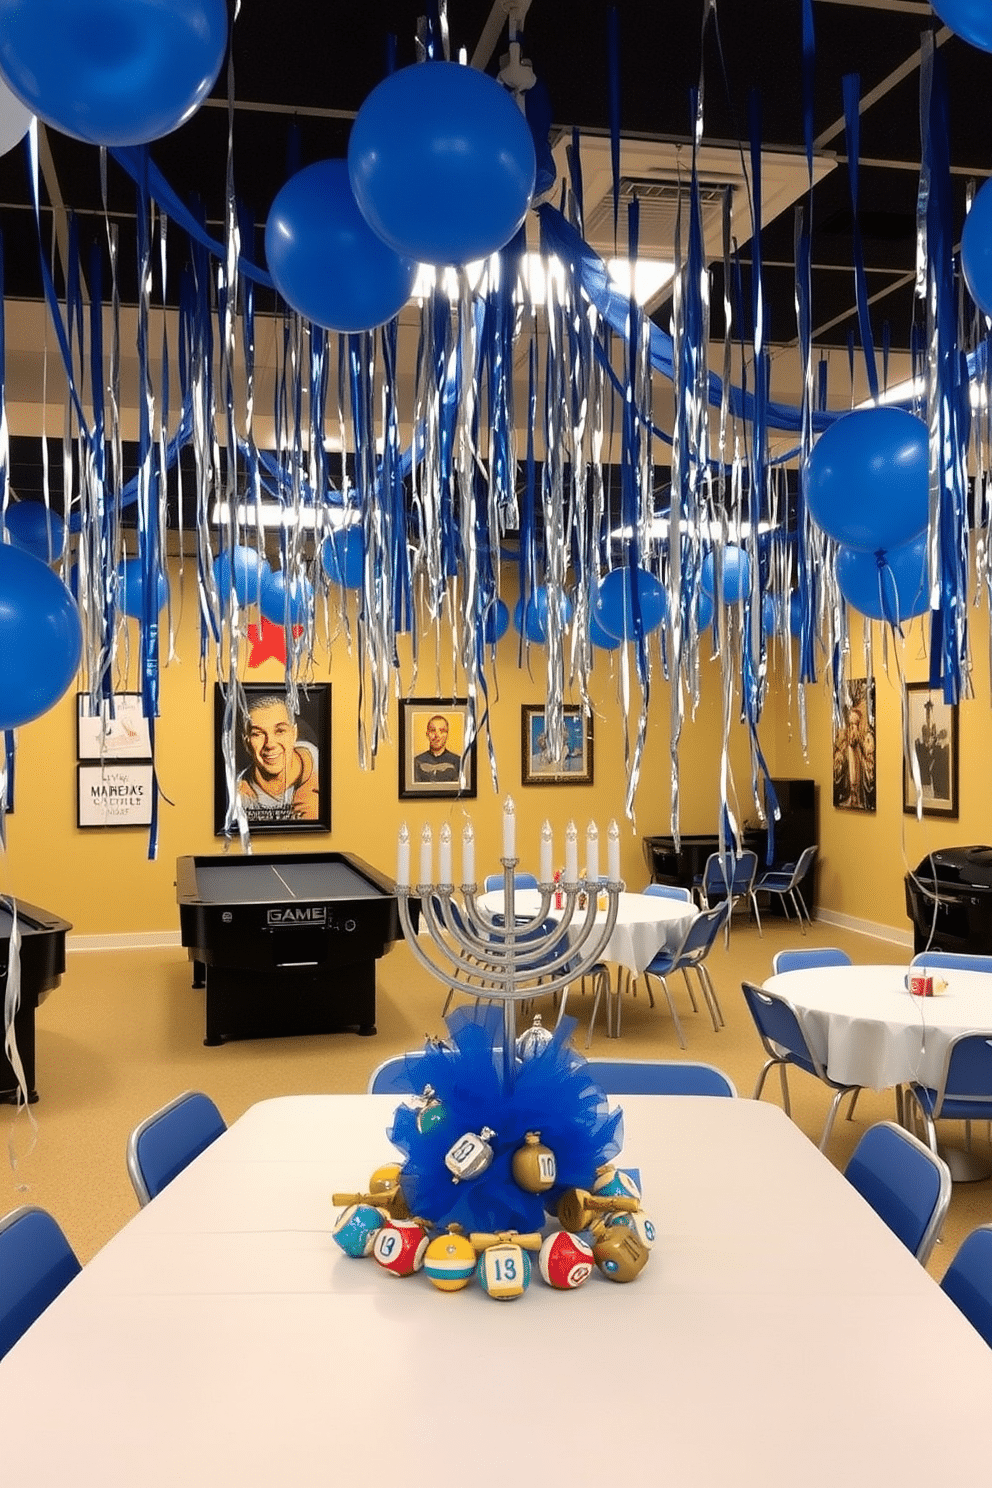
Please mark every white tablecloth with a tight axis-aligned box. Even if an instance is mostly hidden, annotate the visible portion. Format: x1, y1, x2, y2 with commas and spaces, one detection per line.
3, 1094, 992, 1487
762, 962, 992, 1089
477, 888, 696, 973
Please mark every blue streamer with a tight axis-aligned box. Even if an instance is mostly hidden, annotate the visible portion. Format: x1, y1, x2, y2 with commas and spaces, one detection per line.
842, 75, 879, 401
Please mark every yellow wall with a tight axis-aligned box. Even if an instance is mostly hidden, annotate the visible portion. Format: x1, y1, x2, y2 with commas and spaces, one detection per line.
2, 565, 755, 936
6, 558, 987, 939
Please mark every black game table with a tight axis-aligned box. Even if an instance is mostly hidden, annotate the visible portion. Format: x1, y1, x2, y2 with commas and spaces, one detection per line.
0, 898, 72, 1103
176, 852, 412, 1044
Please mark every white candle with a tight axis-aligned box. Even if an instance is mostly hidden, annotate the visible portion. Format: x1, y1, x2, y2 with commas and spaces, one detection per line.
565, 820, 579, 882
462, 820, 475, 885
586, 820, 600, 883
608, 819, 621, 883
503, 795, 516, 859
438, 823, 452, 884
420, 823, 433, 886
540, 819, 554, 884
396, 823, 410, 887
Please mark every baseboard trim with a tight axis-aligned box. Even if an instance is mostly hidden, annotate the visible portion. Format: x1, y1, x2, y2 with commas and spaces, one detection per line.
814, 908, 913, 948
68, 930, 183, 953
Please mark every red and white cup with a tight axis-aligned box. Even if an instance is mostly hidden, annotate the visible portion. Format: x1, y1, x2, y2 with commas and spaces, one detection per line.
908, 973, 934, 997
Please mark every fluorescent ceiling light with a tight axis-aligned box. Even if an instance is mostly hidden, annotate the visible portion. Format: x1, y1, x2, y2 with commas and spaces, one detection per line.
211, 502, 356, 531
606, 257, 675, 304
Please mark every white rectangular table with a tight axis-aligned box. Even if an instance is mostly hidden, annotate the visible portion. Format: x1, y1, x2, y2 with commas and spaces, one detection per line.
3, 1094, 992, 1486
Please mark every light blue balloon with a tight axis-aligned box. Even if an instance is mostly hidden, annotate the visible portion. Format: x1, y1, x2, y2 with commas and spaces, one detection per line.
118, 558, 168, 619
214, 545, 264, 608
701, 545, 751, 603
260, 566, 314, 627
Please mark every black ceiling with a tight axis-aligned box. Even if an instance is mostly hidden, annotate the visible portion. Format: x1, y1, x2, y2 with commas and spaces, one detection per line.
2, 3, 991, 384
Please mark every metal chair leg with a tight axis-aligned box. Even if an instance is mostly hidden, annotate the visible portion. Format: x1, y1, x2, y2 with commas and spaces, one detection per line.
696, 963, 724, 1030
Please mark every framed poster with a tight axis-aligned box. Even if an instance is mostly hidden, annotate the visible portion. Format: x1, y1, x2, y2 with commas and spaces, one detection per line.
398, 698, 477, 800
213, 683, 331, 834
77, 763, 154, 828
832, 678, 876, 813
521, 704, 594, 785
76, 692, 152, 760
903, 683, 959, 818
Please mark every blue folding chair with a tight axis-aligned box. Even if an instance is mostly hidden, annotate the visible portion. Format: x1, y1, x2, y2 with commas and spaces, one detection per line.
695, 849, 762, 935
0, 1206, 81, 1361
484, 872, 538, 891
126, 1090, 227, 1206
741, 980, 861, 1151
843, 1120, 951, 1264
755, 845, 818, 931
772, 947, 852, 974
586, 1058, 736, 1096
940, 1224, 992, 1347
909, 951, 992, 975
904, 1031, 992, 1182
642, 883, 694, 904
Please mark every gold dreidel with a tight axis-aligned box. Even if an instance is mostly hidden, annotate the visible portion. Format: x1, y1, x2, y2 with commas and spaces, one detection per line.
556, 1186, 639, 1232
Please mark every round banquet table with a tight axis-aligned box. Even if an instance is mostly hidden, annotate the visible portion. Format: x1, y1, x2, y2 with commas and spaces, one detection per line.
762, 962, 992, 1091
477, 887, 697, 975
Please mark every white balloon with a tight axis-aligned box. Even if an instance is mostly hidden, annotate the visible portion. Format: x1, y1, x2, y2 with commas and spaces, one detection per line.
0, 75, 32, 157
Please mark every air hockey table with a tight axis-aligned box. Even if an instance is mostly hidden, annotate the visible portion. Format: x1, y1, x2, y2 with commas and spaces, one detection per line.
0, 898, 72, 1103
176, 852, 414, 1044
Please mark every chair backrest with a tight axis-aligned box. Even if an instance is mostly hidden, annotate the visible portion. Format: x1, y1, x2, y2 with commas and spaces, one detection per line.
940, 1224, 992, 1348
368, 1052, 429, 1094
126, 1091, 227, 1207
675, 901, 731, 964
928, 1032, 992, 1113
484, 872, 538, 892
909, 950, 992, 975
703, 849, 757, 896
791, 844, 819, 881
587, 1058, 736, 1096
773, 947, 853, 974
0, 1205, 81, 1361
740, 980, 821, 1073
642, 882, 694, 904
843, 1120, 952, 1264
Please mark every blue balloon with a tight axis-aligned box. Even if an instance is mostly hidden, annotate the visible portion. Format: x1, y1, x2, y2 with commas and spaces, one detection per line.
214, 545, 264, 608
593, 567, 667, 640
349, 62, 536, 266
0, 544, 81, 728
931, 0, 992, 52
962, 177, 992, 317
266, 160, 416, 334
696, 590, 714, 630
260, 567, 314, 627
513, 588, 573, 644
4, 502, 65, 563
589, 609, 622, 651
482, 598, 510, 644
836, 534, 929, 623
118, 558, 168, 619
805, 407, 928, 553
701, 545, 751, 603
321, 528, 364, 590
0, 0, 227, 147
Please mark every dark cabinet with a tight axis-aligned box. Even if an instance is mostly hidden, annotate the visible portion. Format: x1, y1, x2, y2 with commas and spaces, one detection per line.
760, 778, 818, 915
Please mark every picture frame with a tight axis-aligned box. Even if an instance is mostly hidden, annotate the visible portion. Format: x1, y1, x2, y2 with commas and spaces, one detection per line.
76, 692, 152, 761
521, 704, 594, 786
77, 762, 155, 828
831, 678, 876, 813
213, 683, 331, 834
903, 682, 959, 819
398, 698, 477, 800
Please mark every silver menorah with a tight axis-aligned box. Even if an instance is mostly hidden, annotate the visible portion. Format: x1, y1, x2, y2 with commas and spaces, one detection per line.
395, 804, 622, 1088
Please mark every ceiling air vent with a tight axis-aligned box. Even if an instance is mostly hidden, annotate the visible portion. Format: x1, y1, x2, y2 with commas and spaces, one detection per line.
583, 176, 735, 258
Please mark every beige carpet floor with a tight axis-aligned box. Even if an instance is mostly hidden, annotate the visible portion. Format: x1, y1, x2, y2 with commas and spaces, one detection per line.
4, 913, 990, 1279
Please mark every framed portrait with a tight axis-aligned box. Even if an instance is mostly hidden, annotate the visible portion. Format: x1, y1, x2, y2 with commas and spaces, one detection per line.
832, 678, 876, 813
521, 704, 594, 786
398, 698, 477, 800
903, 683, 959, 818
77, 762, 154, 828
213, 683, 331, 834
77, 692, 152, 761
